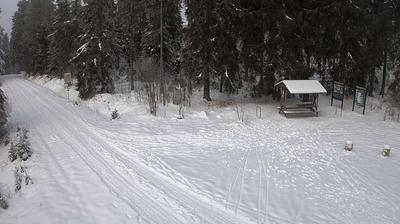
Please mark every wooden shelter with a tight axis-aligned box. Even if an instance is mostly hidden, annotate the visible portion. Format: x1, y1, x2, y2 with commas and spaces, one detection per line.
275, 80, 327, 117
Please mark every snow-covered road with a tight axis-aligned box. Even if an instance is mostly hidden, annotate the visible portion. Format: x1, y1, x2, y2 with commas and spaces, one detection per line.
1, 75, 250, 224
1, 75, 400, 224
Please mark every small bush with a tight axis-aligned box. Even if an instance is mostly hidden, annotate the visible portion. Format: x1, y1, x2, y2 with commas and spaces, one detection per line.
16, 129, 32, 161
8, 142, 17, 162
15, 166, 33, 193
111, 109, 119, 120
3, 136, 10, 146
0, 192, 8, 210
0, 88, 8, 137
8, 128, 32, 162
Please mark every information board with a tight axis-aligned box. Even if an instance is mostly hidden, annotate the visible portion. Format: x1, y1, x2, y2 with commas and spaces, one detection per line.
331, 81, 345, 109
64, 73, 72, 86
352, 86, 367, 115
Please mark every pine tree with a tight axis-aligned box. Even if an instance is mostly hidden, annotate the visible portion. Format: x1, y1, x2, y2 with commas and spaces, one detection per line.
9, 0, 54, 74
142, 0, 183, 81
213, 0, 240, 94
48, 0, 80, 76
25, 0, 54, 73
9, 0, 30, 73
389, 0, 400, 104
184, 0, 219, 101
0, 24, 9, 75
116, 0, 146, 87
72, 0, 118, 99
32, 25, 50, 74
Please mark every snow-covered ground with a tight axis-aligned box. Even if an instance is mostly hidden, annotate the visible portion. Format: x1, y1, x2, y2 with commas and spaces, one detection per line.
1, 74, 400, 224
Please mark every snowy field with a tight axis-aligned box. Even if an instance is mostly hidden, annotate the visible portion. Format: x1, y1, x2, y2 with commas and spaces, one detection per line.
0, 74, 400, 224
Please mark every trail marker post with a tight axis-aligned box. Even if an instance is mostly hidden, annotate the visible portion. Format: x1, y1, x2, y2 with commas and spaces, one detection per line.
382, 145, 391, 157
345, 141, 353, 151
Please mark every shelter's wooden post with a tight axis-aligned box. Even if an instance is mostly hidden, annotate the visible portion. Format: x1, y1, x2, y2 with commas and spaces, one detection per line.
283, 88, 288, 110
316, 94, 319, 116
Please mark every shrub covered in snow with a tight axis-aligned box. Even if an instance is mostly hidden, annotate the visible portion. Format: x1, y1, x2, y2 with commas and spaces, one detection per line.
111, 109, 119, 120
0, 192, 8, 210
15, 166, 33, 192
0, 86, 8, 137
8, 128, 32, 162
8, 142, 17, 162
3, 135, 10, 146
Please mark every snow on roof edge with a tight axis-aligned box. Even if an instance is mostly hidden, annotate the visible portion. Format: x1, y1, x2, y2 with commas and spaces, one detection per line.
275, 80, 327, 94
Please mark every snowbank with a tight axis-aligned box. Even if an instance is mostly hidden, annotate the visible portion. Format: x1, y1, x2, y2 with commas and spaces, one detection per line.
28, 75, 150, 120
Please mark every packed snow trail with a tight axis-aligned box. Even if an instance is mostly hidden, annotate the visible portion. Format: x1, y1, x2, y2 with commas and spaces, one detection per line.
2, 75, 400, 224
1, 75, 251, 224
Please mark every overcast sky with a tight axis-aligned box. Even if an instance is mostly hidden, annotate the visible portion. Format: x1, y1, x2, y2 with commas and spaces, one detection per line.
0, 0, 18, 34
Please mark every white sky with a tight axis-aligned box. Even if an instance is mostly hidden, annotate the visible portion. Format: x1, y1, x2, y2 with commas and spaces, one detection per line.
0, 0, 18, 34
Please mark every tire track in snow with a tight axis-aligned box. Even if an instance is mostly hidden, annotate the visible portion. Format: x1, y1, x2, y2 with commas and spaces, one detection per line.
15, 77, 251, 224
16, 79, 190, 224
259, 149, 270, 224
234, 149, 250, 214
4, 79, 90, 220
255, 149, 262, 224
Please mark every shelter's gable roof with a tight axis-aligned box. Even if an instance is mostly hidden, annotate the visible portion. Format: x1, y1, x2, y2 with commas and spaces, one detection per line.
275, 80, 327, 94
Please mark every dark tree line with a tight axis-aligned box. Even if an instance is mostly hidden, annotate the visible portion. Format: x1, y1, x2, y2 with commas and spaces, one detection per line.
0, 9, 10, 75
0, 9, 8, 136
6, 0, 400, 101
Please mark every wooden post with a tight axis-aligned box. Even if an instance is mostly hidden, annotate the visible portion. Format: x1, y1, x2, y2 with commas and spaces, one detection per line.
345, 141, 353, 151
382, 145, 391, 157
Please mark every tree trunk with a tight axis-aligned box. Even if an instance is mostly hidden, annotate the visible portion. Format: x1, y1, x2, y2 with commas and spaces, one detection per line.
369, 67, 375, 97
203, 68, 211, 101
380, 51, 387, 97
219, 71, 224, 93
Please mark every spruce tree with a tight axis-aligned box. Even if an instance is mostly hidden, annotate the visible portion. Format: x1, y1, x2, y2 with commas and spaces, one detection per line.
48, 0, 79, 76
116, 0, 146, 87
72, 0, 118, 99
9, 0, 54, 74
10, 0, 30, 73
213, 0, 240, 94
389, 0, 400, 104
32, 25, 50, 74
142, 0, 183, 81
25, 0, 54, 73
184, 0, 219, 101
0, 23, 9, 75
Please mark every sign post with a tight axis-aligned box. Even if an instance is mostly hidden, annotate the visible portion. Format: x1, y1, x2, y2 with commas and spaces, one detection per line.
331, 81, 345, 111
64, 73, 72, 101
352, 86, 367, 115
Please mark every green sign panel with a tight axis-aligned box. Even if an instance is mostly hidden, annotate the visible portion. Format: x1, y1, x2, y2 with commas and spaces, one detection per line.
331, 81, 345, 109
332, 81, 345, 100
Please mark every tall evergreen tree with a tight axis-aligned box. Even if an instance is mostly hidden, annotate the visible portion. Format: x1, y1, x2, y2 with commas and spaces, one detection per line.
0, 9, 10, 75
9, 0, 54, 74
141, 0, 183, 84
72, 0, 118, 99
32, 25, 49, 74
116, 0, 146, 87
10, 0, 30, 73
25, 0, 54, 73
48, 0, 80, 76
184, 0, 219, 101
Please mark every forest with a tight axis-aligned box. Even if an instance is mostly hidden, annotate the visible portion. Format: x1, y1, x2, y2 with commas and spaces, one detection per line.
1, 0, 400, 105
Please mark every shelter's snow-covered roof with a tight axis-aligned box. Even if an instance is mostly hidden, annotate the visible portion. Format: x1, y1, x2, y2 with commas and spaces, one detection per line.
275, 80, 327, 94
